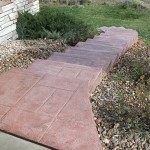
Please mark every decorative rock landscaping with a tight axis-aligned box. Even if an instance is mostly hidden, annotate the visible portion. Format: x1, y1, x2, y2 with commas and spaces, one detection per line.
91, 41, 150, 150
0, 39, 66, 73
0, 27, 139, 149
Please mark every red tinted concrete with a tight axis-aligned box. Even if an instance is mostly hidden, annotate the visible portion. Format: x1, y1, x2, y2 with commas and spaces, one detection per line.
57, 83, 91, 123
86, 38, 128, 49
59, 67, 81, 78
40, 83, 102, 150
38, 74, 82, 91
40, 118, 102, 150
53, 52, 116, 66
0, 27, 138, 150
49, 54, 111, 69
27, 60, 63, 75
67, 47, 119, 56
64, 49, 118, 64
1, 109, 54, 142
54, 51, 117, 62
39, 89, 73, 116
16, 85, 55, 112
0, 71, 42, 106
0, 105, 10, 120
28, 60, 102, 91
76, 41, 125, 52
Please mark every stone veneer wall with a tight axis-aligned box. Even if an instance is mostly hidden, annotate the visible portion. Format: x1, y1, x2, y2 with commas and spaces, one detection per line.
0, 0, 39, 42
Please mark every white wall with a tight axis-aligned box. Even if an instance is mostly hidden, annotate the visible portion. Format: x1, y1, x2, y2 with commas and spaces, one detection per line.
0, 0, 39, 42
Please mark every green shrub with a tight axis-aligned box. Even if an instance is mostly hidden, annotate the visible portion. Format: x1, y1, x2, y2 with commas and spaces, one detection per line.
16, 7, 96, 45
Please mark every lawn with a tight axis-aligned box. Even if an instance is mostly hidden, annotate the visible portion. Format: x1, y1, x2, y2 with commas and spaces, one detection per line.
41, 5, 150, 46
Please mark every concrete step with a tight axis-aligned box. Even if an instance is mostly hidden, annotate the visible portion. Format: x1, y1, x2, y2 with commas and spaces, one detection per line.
48, 53, 111, 70
27, 59, 103, 92
53, 52, 116, 63
93, 35, 137, 47
76, 41, 125, 52
71, 44, 122, 51
86, 38, 128, 48
65, 47, 119, 63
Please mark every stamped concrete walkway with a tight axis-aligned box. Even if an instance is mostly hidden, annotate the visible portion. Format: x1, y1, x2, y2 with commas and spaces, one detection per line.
0, 27, 138, 150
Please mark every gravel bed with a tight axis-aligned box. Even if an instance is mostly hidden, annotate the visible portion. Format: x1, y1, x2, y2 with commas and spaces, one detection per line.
0, 39, 66, 73
90, 41, 150, 150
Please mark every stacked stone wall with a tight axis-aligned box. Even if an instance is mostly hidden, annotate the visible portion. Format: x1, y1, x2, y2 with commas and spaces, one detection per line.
0, 0, 39, 42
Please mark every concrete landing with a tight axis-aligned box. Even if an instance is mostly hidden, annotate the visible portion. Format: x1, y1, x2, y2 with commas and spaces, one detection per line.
0, 27, 138, 150
0, 132, 50, 150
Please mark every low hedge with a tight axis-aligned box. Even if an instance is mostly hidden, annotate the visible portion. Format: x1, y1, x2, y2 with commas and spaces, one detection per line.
17, 7, 97, 46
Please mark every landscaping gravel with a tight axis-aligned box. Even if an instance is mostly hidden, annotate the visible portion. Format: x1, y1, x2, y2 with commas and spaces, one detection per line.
91, 41, 150, 150
0, 39, 66, 73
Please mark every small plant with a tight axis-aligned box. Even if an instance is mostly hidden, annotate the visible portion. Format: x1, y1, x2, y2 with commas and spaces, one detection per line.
41, 28, 63, 40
